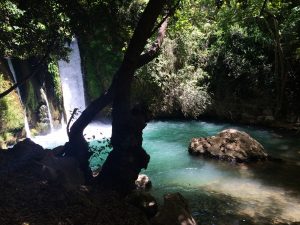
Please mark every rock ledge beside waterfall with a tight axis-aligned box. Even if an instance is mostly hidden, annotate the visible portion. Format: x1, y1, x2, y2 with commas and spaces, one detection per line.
188, 129, 268, 163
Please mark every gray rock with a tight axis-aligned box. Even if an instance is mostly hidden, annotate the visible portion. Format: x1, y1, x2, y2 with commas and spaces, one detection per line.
136, 174, 152, 190
188, 129, 268, 163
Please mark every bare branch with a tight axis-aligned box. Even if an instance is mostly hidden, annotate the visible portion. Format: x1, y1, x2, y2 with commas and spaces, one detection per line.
135, 0, 180, 69
149, 0, 180, 37
136, 17, 169, 68
68, 85, 115, 138
67, 108, 79, 138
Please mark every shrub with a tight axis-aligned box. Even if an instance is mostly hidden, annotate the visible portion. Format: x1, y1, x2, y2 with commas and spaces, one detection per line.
0, 74, 24, 134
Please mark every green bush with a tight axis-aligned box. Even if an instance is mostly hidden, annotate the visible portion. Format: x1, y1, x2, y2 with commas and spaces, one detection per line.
0, 74, 24, 134
136, 30, 212, 118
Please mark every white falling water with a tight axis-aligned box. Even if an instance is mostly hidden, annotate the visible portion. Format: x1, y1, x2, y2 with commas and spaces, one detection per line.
24, 116, 31, 138
40, 88, 54, 131
7, 58, 31, 138
7, 59, 21, 98
58, 38, 86, 122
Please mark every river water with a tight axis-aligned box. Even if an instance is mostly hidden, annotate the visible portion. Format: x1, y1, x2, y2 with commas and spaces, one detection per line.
34, 120, 300, 225
141, 120, 300, 225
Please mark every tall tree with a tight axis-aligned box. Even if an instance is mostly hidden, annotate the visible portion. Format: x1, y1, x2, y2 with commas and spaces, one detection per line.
65, 0, 178, 193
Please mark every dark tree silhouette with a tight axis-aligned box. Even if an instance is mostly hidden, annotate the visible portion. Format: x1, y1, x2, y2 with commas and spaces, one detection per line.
65, 0, 177, 193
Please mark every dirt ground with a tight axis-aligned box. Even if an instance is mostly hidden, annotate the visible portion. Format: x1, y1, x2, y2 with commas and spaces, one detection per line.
0, 142, 149, 225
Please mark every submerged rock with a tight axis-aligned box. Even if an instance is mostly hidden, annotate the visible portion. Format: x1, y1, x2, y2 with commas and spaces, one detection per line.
188, 129, 268, 163
151, 192, 197, 225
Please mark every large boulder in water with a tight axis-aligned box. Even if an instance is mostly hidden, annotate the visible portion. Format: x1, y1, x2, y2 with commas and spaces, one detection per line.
188, 129, 268, 163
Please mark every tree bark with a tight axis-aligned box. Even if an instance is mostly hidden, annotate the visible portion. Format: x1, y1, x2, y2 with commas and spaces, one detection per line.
66, 0, 173, 191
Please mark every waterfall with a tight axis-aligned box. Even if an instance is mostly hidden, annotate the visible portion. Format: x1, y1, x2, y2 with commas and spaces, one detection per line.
31, 38, 112, 149
58, 38, 86, 122
7, 59, 21, 98
7, 58, 31, 138
41, 88, 54, 131
24, 116, 31, 138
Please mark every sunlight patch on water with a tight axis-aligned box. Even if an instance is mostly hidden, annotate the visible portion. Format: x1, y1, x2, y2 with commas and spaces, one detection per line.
147, 164, 228, 188
203, 178, 300, 224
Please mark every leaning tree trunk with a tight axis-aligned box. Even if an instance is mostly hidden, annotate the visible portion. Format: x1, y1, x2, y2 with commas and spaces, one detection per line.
65, 0, 172, 192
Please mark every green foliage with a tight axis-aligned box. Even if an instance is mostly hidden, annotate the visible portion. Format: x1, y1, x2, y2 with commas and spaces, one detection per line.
203, 0, 300, 116
136, 29, 212, 118
25, 81, 38, 112
0, 0, 72, 59
1, 0, 299, 122
132, 0, 300, 121
85, 56, 101, 100
0, 74, 24, 134
48, 61, 63, 104
80, 0, 146, 101
206, 23, 272, 100
83, 38, 122, 100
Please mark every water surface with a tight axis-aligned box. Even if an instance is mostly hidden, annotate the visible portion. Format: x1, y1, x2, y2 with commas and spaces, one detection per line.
34, 120, 300, 224
142, 121, 300, 225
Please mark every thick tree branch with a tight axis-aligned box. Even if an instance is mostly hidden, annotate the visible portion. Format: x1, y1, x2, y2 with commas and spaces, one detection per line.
136, 0, 179, 68
260, 0, 268, 16
0, 41, 54, 99
136, 17, 169, 68
0, 57, 45, 99
148, 0, 179, 37
68, 80, 115, 138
